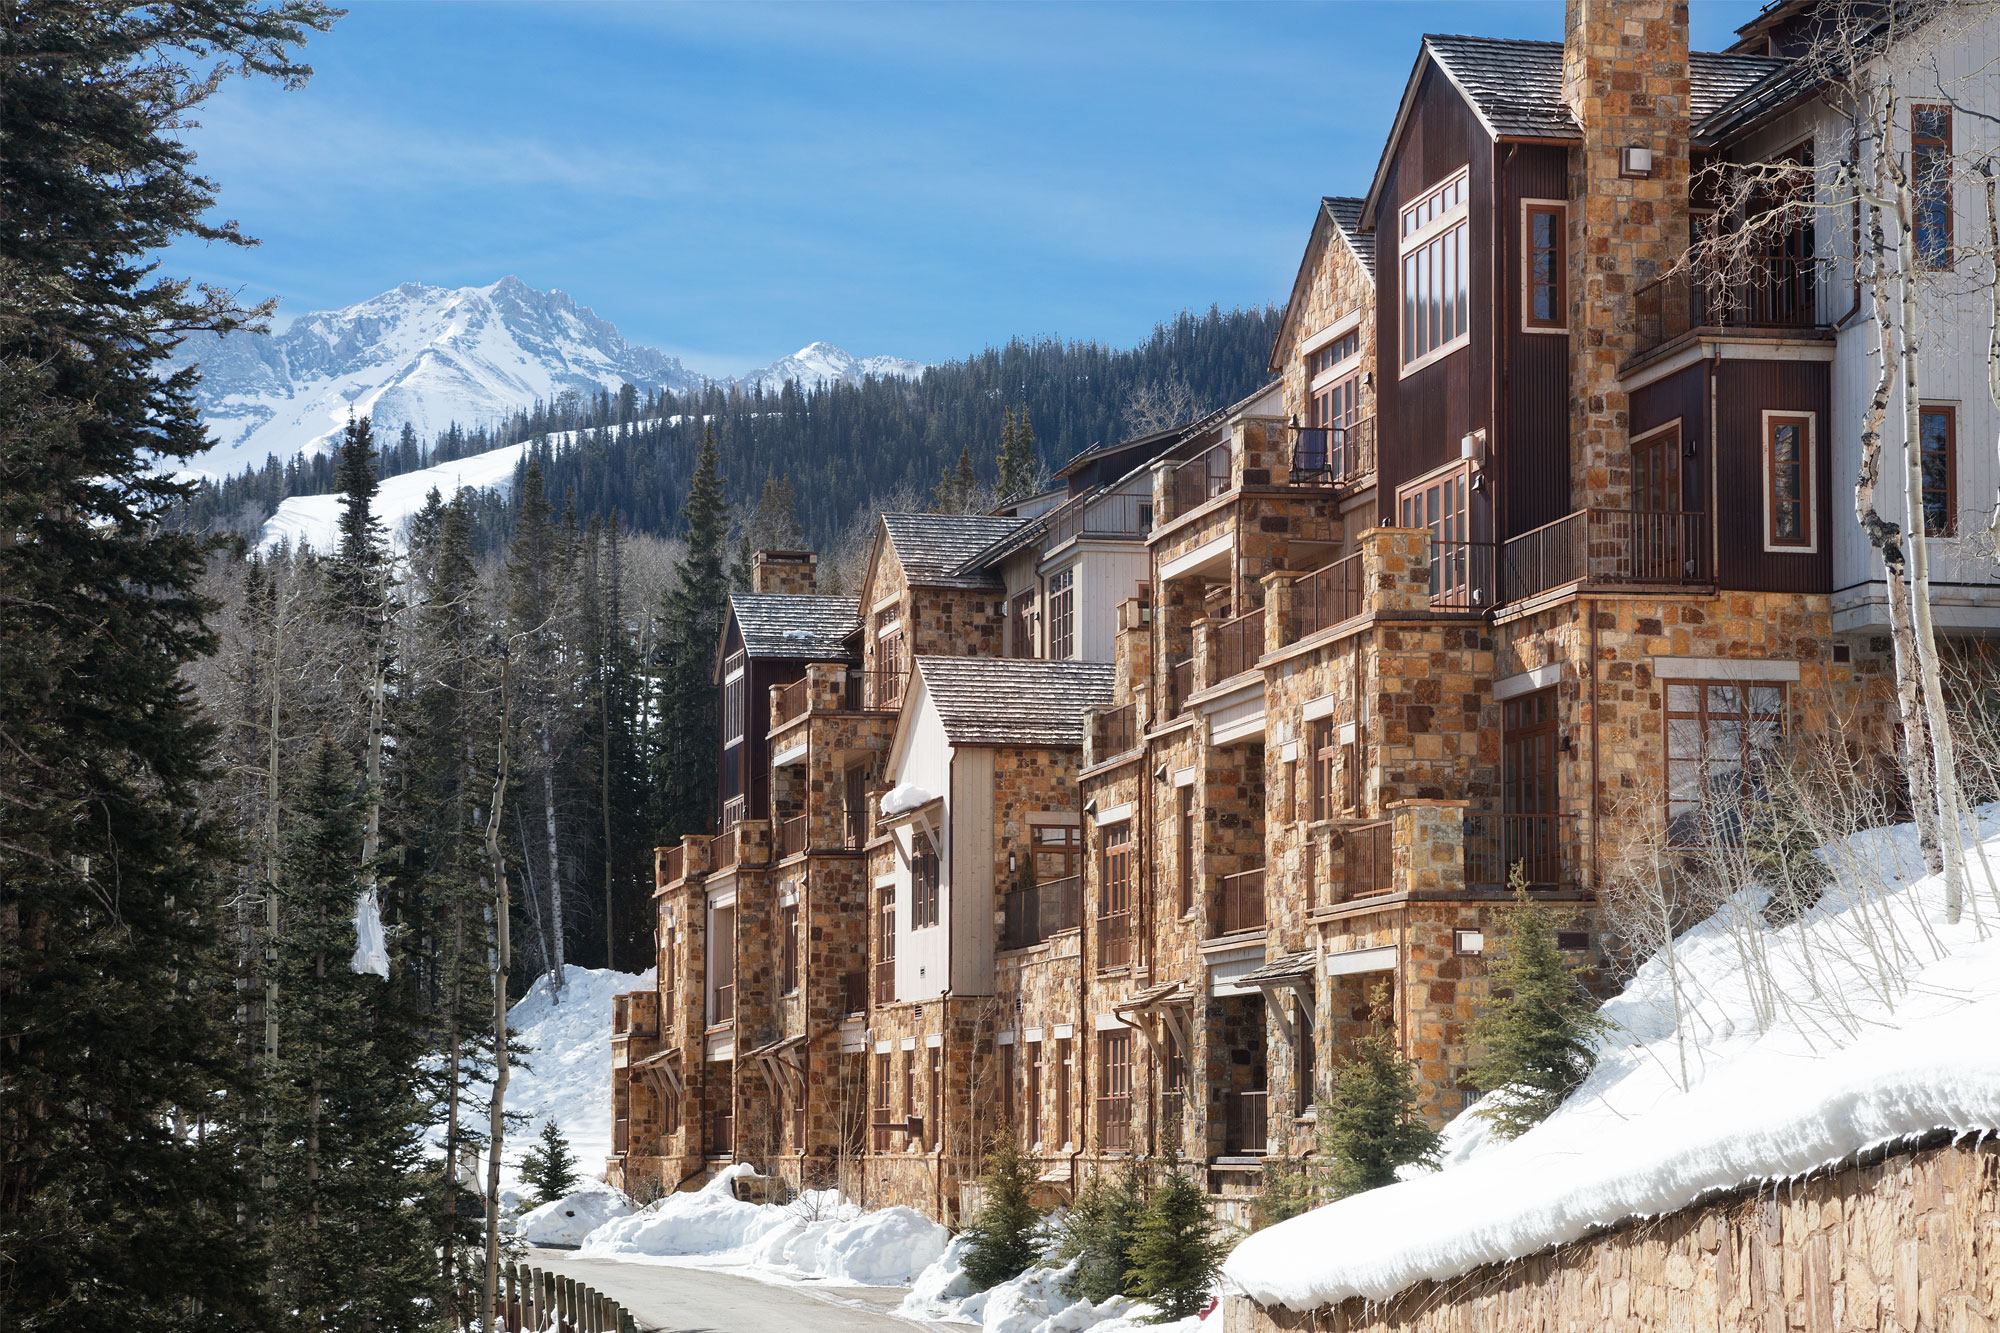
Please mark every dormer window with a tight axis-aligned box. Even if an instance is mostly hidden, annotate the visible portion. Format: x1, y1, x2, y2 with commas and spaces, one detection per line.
1400, 168, 1471, 374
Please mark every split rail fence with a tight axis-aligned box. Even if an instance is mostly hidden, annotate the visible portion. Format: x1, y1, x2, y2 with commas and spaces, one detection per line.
456, 1260, 643, 1333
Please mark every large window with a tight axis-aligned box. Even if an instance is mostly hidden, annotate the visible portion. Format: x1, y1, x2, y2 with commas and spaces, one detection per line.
780, 902, 799, 994
1523, 202, 1566, 330
1177, 787, 1195, 916
1025, 1041, 1043, 1147
1665, 680, 1786, 843
1311, 718, 1339, 822
873, 1052, 893, 1150
1293, 995, 1317, 1109
1010, 590, 1036, 658
1055, 1036, 1074, 1149
875, 884, 895, 1004
1034, 823, 1081, 882
1913, 105, 1952, 269
999, 1042, 1016, 1136
1398, 466, 1476, 603
1100, 822, 1133, 970
722, 652, 747, 743
1048, 568, 1076, 660
1098, 1031, 1132, 1154
1920, 404, 1956, 537
875, 609, 906, 705
911, 831, 940, 928
1763, 413, 1815, 550
1400, 169, 1471, 371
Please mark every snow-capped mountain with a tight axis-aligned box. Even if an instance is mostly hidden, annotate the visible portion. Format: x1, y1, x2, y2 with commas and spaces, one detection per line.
173, 277, 923, 481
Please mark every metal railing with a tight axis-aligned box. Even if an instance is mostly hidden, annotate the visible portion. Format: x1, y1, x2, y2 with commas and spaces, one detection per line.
1046, 490, 1153, 548
1094, 703, 1137, 759
1502, 509, 1709, 600
1097, 909, 1132, 970
1344, 820, 1394, 901
776, 814, 808, 860
1170, 443, 1232, 513
772, 677, 810, 728
840, 971, 868, 1015
1224, 1090, 1269, 1156
1290, 416, 1376, 487
848, 667, 905, 712
1465, 812, 1573, 891
1634, 253, 1826, 356
1168, 658, 1194, 715
710, 983, 734, 1025
874, 958, 895, 1005
1001, 874, 1082, 950
843, 805, 867, 850
1219, 868, 1266, 935
1214, 608, 1264, 683
711, 832, 737, 870
1292, 552, 1365, 640
659, 844, 684, 886
1427, 539, 1496, 611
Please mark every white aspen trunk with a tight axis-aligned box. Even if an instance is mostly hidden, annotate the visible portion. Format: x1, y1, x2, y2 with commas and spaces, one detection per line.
539, 715, 566, 995
1985, 167, 2000, 562
483, 656, 513, 1333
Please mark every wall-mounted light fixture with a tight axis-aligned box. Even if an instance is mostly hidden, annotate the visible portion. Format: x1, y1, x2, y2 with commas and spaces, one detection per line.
1007, 851, 1018, 874
1620, 145, 1654, 178
1454, 929, 1486, 956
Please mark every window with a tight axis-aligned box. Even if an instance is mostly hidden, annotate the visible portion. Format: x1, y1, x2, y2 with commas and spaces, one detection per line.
1000, 1042, 1016, 1135
1524, 202, 1566, 330
874, 1052, 893, 1150
1502, 688, 1562, 888
722, 652, 747, 803
1920, 405, 1956, 537
1177, 787, 1195, 916
1048, 568, 1076, 660
1665, 680, 1787, 844
781, 903, 799, 994
843, 765, 868, 848
1010, 591, 1036, 658
1294, 996, 1318, 1110
1913, 105, 1952, 269
1034, 823, 1081, 883
927, 1045, 942, 1151
1308, 328, 1361, 380
1763, 413, 1815, 549
1098, 1031, 1132, 1153
1025, 1040, 1043, 1147
1311, 718, 1338, 822
1398, 467, 1476, 603
707, 903, 735, 1026
875, 609, 906, 704
903, 1050, 919, 1147
1055, 1036, 1074, 1148
875, 884, 895, 1004
660, 924, 676, 1029
1100, 822, 1133, 970
911, 831, 940, 928
1400, 169, 1471, 371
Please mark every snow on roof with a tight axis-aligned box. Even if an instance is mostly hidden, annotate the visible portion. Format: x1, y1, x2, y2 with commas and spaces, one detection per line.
1224, 808, 2000, 1313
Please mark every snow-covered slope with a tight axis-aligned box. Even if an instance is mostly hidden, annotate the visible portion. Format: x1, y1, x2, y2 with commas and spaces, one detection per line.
175, 277, 925, 482
1225, 808, 2000, 1312
259, 439, 533, 553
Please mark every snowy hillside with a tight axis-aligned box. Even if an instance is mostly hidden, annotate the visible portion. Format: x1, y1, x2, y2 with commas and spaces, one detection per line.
174, 276, 926, 481
259, 439, 533, 553
1225, 807, 2000, 1312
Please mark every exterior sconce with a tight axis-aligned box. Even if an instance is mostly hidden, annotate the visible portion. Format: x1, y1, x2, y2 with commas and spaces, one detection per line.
1560, 732, 1575, 754
1621, 145, 1654, 178
1007, 851, 1018, 874
1454, 929, 1485, 956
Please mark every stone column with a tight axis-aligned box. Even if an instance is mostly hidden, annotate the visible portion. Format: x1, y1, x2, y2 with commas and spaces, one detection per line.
1360, 527, 1433, 613
1259, 570, 1297, 653
1191, 616, 1217, 691
1388, 800, 1470, 894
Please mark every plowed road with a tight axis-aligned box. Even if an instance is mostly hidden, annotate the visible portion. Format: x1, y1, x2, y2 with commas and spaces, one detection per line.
522, 1248, 927, 1333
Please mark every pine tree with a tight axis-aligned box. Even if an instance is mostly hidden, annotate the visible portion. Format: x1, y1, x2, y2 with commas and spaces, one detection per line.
1466, 874, 1611, 1138
730, 474, 806, 589
933, 445, 984, 514
1125, 1165, 1225, 1321
998, 405, 1038, 503
1058, 1165, 1146, 1303
960, 1132, 1044, 1291
651, 427, 731, 839
1, 3, 334, 1328
519, 1120, 581, 1206
1319, 988, 1441, 1199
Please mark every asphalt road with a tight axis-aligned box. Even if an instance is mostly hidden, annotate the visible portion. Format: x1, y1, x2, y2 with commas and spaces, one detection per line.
522, 1248, 926, 1333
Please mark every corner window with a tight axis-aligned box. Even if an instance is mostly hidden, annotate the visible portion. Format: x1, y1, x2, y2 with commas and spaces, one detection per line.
1523, 201, 1566, 331
1913, 105, 1952, 269
911, 831, 940, 928
1400, 168, 1471, 373
1920, 404, 1956, 537
1048, 568, 1076, 660
1664, 680, 1786, 844
1762, 412, 1815, 550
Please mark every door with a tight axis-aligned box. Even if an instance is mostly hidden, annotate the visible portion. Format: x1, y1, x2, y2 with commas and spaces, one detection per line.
1500, 688, 1561, 888
1631, 425, 1685, 581
1397, 467, 1477, 607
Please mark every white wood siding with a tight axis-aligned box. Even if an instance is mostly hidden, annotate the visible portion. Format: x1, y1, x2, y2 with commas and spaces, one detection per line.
951, 747, 996, 996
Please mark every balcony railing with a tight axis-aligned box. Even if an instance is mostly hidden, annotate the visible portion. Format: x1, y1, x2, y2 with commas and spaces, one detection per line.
720, 795, 746, 832
1292, 553, 1364, 640
1502, 509, 1709, 600
1001, 874, 1082, 950
772, 677, 810, 728
1343, 820, 1394, 901
1167, 658, 1194, 716
710, 983, 734, 1026
776, 814, 808, 860
1219, 868, 1266, 935
1170, 444, 1231, 514
1047, 490, 1153, 548
1465, 812, 1573, 891
1224, 1090, 1268, 1156
711, 832, 737, 870
840, 971, 868, 1015
659, 843, 684, 886
1427, 539, 1496, 611
874, 958, 896, 1005
1094, 703, 1137, 760
843, 805, 867, 850
1097, 909, 1132, 970
848, 667, 906, 712
1290, 416, 1376, 487
1214, 608, 1264, 683
1634, 253, 1826, 357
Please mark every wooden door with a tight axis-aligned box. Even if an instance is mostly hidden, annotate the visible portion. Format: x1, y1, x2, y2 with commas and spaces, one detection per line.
1632, 426, 1683, 581
1501, 688, 1560, 887
1398, 468, 1475, 605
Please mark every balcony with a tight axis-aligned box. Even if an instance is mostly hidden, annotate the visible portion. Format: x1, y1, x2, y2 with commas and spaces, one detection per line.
776, 814, 808, 860
1001, 874, 1082, 950
1167, 658, 1194, 717
1097, 909, 1132, 970
1633, 254, 1827, 360
1292, 553, 1364, 640
659, 843, 684, 886
1289, 416, 1376, 488
1426, 539, 1496, 612
1170, 443, 1231, 514
1503, 509, 1709, 601
711, 832, 738, 871
709, 983, 734, 1026
850, 667, 905, 712
1214, 608, 1264, 683
1093, 703, 1137, 760
1223, 1090, 1268, 1156
711, 1111, 733, 1155
1219, 868, 1266, 935
1046, 490, 1152, 548
1465, 812, 1574, 891
843, 805, 867, 850
1342, 820, 1393, 901
772, 676, 810, 728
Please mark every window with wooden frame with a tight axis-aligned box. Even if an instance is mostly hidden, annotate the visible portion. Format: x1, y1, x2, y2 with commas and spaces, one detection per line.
1010, 590, 1037, 658
874, 609, 906, 700
1099, 822, 1133, 970
873, 1052, 893, 1150
1913, 105, 1952, 269
1055, 1036, 1074, 1148
1033, 823, 1081, 883
903, 1050, 919, 1146
1025, 1040, 1043, 1147
1097, 1031, 1132, 1154
1523, 201, 1566, 330
780, 902, 799, 994
1048, 567, 1076, 660
1398, 465, 1477, 601
1311, 718, 1339, 821
722, 652, 747, 743
1762, 412, 1815, 550
1664, 680, 1787, 845
1341, 739, 1361, 811
1293, 994, 1318, 1111
875, 884, 895, 1004
927, 1045, 942, 1150
1307, 328, 1360, 380
911, 831, 940, 928
1177, 787, 1195, 916
999, 1042, 1016, 1135
1400, 168, 1471, 372
1920, 404, 1956, 537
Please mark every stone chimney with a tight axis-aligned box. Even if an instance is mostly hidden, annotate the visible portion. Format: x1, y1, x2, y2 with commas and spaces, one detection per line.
1563, 0, 1691, 512
750, 549, 818, 596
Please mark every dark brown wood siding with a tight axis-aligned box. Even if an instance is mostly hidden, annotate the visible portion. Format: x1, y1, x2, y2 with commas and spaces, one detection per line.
1498, 144, 1572, 538
1713, 357, 1832, 593
1629, 360, 1707, 516
1372, 64, 1494, 537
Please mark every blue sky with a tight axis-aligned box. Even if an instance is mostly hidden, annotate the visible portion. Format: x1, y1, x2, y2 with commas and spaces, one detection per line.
169, 1, 1763, 377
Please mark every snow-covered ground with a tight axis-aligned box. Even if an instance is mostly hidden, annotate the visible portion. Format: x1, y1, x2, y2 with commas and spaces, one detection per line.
1226, 807, 2000, 1312
258, 439, 534, 554
900, 1238, 1203, 1333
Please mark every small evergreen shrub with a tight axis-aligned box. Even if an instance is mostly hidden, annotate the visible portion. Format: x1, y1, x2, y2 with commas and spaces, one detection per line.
1467, 870, 1612, 1138
1247, 1150, 1322, 1230
1320, 987, 1441, 1199
960, 1132, 1045, 1291
1125, 1164, 1225, 1321
1057, 1164, 1146, 1303
520, 1119, 580, 1205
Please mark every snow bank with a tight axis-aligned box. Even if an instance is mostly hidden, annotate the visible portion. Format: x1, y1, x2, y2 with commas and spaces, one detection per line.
900, 1245, 1203, 1333
1226, 808, 2000, 1312
516, 1183, 638, 1247
880, 782, 934, 816
583, 1165, 793, 1258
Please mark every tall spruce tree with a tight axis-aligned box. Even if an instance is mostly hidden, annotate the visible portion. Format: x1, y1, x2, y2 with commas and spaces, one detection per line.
959, 1132, 1044, 1291
1318, 989, 1441, 1199
998, 405, 1038, 503
651, 428, 730, 839
1, 3, 335, 1328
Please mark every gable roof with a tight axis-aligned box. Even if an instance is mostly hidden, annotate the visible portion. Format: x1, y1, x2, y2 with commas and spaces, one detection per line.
726, 592, 860, 661
1270, 197, 1374, 373
879, 512, 1021, 590
914, 656, 1115, 748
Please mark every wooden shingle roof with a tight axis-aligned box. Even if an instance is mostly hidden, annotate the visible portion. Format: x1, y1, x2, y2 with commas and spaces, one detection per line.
728, 593, 860, 660
915, 656, 1115, 748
